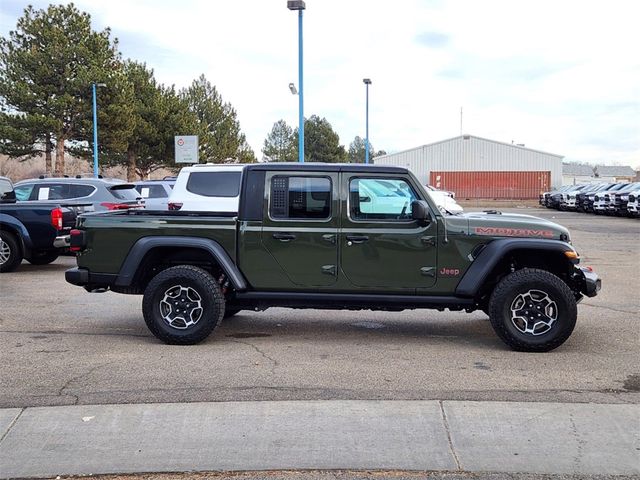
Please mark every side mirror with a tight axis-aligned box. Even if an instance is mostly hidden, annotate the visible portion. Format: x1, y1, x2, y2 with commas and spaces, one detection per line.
0, 191, 16, 203
411, 200, 430, 224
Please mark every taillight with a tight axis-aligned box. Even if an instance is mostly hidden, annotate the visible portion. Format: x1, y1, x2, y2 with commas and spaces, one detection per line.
168, 202, 183, 211
51, 207, 63, 230
100, 202, 137, 210
69, 228, 86, 252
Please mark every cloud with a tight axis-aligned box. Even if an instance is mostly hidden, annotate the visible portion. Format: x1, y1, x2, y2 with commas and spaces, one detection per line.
0, 0, 638, 167
416, 31, 450, 48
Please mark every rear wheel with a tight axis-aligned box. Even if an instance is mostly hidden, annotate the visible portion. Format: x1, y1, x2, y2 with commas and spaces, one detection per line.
488, 268, 577, 352
27, 251, 59, 265
0, 231, 22, 273
143, 265, 224, 345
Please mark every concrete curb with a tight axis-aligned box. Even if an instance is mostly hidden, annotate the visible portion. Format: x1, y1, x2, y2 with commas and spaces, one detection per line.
0, 400, 637, 478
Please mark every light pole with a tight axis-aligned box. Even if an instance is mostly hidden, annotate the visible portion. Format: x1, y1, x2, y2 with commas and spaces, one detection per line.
287, 0, 305, 162
363, 78, 372, 164
92, 82, 106, 177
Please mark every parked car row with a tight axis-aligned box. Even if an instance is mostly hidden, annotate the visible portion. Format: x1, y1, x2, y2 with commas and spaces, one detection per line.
540, 181, 640, 217
0, 176, 77, 272
3, 166, 468, 216
1, 165, 467, 273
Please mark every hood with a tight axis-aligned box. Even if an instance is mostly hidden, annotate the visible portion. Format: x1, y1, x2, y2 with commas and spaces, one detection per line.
446, 211, 571, 242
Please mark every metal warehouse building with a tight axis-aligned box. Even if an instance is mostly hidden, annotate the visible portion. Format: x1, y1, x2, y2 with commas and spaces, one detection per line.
374, 134, 563, 199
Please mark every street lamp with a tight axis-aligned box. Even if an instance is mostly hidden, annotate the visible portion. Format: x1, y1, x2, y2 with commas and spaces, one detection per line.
287, 0, 305, 163
92, 82, 106, 177
363, 78, 372, 164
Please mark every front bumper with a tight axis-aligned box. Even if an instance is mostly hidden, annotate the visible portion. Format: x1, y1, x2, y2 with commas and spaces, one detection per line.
575, 266, 601, 298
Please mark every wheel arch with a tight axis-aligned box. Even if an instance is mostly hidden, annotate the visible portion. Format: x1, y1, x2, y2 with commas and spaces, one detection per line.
114, 236, 248, 293
456, 238, 578, 300
0, 214, 32, 255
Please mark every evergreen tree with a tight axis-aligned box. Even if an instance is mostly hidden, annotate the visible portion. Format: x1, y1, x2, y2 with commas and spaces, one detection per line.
0, 4, 128, 175
295, 115, 347, 163
181, 75, 254, 163
262, 119, 296, 162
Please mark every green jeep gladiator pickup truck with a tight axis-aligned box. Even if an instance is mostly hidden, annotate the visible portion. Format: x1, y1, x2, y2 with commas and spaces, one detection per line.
65, 163, 601, 351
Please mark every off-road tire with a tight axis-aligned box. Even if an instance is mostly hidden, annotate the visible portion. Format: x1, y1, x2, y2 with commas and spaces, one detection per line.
142, 265, 224, 345
0, 230, 22, 273
488, 268, 577, 352
223, 309, 241, 320
27, 251, 59, 265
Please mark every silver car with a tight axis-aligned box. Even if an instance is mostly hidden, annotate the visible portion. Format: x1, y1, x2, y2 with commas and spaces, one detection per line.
134, 179, 176, 210
14, 176, 142, 212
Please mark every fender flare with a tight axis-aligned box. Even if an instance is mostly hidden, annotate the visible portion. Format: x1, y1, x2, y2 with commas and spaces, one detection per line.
455, 238, 576, 298
114, 236, 248, 291
0, 213, 33, 254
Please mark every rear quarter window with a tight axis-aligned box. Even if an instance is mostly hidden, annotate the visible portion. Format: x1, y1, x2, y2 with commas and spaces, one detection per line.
69, 184, 96, 198
186, 172, 241, 197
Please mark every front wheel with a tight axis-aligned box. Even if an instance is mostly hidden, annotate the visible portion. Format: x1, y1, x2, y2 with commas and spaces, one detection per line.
488, 268, 577, 352
142, 265, 224, 345
0, 231, 22, 273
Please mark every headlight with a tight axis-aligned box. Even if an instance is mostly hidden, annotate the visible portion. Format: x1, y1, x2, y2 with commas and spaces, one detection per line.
568, 195, 574, 200
594, 195, 599, 201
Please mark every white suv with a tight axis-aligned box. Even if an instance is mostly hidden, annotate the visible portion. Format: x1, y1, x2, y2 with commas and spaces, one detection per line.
425, 185, 464, 214
168, 164, 245, 212
626, 188, 640, 217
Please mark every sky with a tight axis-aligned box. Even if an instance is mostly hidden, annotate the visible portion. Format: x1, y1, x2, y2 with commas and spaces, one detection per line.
1, 0, 639, 167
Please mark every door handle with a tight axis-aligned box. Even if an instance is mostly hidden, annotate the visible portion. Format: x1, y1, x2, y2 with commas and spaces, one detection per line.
272, 232, 296, 242
346, 235, 369, 244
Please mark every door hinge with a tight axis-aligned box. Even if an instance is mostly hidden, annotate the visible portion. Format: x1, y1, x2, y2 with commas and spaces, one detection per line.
322, 265, 336, 276
420, 266, 436, 277
420, 236, 436, 247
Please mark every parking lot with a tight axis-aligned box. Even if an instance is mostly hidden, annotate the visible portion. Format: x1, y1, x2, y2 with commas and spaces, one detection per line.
0, 207, 638, 409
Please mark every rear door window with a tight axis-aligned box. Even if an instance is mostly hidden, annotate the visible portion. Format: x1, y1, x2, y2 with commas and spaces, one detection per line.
270, 176, 332, 220
186, 172, 241, 197
35, 183, 71, 200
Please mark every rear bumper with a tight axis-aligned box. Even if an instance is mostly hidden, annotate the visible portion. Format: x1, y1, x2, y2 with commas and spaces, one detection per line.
54, 235, 70, 249
65, 267, 117, 291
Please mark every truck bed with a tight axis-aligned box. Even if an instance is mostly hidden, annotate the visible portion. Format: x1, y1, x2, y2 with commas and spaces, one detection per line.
76, 210, 238, 274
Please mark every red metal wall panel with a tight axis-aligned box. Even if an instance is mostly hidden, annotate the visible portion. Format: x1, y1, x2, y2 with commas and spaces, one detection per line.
430, 171, 551, 199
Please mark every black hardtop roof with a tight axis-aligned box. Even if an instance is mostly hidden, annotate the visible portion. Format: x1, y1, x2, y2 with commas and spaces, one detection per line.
246, 162, 409, 174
